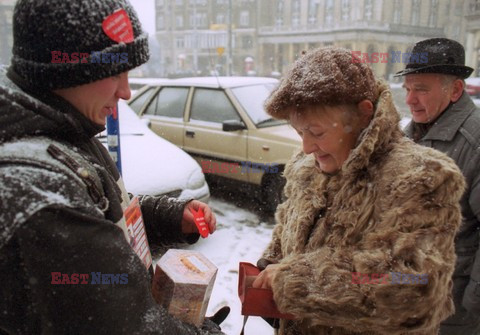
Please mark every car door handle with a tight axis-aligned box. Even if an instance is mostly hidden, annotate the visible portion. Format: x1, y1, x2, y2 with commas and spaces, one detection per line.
186, 130, 195, 138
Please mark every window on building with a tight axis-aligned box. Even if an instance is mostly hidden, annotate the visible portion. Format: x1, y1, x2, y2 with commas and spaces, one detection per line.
216, 13, 225, 24
468, 1, 478, 13
190, 12, 207, 28
411, 0, 420, 25
157, 14, 165, 30
308, 0, 319, 25
242, 35, 253, 49
175, 0, 183, 5
240, 11, 250, 26
429, 0, 438, 26
341, 0, 350, 21
364, 0, 373, 20
175, 37, 185, 49
393, 0, 402, 24
291, 0, 301, 27
176, 15, 184, 28
157, 0, 165, 7
276, 0, 284, 27
325, 0, 334, 25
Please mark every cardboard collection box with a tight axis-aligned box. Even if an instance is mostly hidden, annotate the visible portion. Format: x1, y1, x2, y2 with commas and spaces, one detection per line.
152, 249, 217, 326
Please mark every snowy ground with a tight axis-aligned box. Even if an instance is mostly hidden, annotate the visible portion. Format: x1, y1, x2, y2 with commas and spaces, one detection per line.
154, 196, 276, 335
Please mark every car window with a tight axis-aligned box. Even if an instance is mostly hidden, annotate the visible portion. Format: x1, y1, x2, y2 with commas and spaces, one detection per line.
190, 88, 240, 123
149, 87, 189, 118
231, 83, 280, 125
130, 87, 155, 114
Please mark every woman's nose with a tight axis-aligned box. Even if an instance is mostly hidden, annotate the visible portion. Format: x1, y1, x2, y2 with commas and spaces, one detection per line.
302, 134, 318, 154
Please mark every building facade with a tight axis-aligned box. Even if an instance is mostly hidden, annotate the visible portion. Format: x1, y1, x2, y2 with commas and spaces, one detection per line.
153, 0, 258, 77
466, 0, 480, 75
153, 0, 476, 79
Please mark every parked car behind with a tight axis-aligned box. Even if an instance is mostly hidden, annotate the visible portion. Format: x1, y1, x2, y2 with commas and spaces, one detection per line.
128, 77, 171, 96
128, 76, 302, 212
98, 100, 210, 202
466, 77, 480, 98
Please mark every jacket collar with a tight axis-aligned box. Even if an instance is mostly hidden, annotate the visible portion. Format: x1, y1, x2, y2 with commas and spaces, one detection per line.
404, 92, 476, 142
340, 80, 403, 176
4, 68, 104, 141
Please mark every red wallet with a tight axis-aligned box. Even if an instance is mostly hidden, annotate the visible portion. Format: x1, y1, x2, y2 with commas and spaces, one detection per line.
238, 262, 295, 319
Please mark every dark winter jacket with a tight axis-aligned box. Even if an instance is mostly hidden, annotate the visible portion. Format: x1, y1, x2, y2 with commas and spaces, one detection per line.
405, 92, 480, 334
261, 81, 465, 335
0, 69, 217, 335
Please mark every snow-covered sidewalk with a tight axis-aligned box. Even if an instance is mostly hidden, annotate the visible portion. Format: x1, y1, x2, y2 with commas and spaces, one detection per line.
155, 196, 276, 335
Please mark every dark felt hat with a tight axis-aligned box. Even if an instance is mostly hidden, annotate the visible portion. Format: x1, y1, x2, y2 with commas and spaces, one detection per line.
395, 38, 473, 78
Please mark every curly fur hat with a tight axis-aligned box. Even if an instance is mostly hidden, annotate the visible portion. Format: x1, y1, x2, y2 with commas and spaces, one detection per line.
265, 47, 379, 119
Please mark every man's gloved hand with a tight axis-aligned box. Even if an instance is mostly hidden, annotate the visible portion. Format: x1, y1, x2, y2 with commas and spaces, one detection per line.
201, 306, 230, 334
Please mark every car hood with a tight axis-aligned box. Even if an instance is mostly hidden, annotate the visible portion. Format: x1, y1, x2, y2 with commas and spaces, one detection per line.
256, 123, 301, 144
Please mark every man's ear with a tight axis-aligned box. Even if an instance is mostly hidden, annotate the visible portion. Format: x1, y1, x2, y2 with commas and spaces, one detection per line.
357, 99, 374, 127
450, 79, 464, 103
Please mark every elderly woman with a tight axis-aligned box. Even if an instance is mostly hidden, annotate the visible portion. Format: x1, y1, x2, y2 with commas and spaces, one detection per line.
252, 47, 466, 334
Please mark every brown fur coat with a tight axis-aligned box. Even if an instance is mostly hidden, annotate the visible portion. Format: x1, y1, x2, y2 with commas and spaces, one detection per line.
262, 82, 466, 335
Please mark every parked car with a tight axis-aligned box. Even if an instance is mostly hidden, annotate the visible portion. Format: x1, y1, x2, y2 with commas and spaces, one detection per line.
128, 76, 302, 212
128, 77, 171, 96
98, 100, 210, 202
466, 77, 480, 98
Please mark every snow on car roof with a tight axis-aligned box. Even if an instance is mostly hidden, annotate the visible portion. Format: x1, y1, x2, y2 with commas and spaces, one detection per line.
466, 77, 480, 85
128, 77, 172, 86
137, 76, 279, 89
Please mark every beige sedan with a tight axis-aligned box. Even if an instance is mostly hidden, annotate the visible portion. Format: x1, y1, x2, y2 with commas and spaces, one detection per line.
128, 76, 301, 212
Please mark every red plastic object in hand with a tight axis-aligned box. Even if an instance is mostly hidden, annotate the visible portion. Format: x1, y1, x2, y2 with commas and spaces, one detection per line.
238, 262, 295, 319
191, 208, 209, 238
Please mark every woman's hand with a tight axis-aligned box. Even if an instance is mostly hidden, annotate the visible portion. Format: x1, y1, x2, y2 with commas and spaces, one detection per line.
181, 200, 217, 235
252, 264, 281, 290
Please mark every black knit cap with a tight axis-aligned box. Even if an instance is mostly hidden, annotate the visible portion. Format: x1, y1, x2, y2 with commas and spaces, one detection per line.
9, 0, 150, 90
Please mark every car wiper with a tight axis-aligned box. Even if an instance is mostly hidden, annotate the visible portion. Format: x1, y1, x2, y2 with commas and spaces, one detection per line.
256, 118, 275, 126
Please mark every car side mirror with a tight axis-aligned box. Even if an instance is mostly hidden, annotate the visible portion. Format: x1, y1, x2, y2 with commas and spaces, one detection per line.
222, 120, 246, 131
140, 118, 151, 128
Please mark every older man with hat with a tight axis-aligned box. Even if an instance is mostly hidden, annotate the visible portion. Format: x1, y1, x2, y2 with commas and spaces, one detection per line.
396, 37, 480, 335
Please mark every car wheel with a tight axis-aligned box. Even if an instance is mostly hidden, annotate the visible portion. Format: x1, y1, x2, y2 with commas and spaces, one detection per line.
261, 173, 286, 214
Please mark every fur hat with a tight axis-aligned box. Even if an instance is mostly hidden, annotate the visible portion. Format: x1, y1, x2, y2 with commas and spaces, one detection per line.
265, 47, 378, 119
9, 0, 149, 90
394, 38, 473, 79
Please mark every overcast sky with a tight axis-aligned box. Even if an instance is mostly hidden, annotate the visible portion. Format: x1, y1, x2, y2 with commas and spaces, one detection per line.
129, 0, 156, 35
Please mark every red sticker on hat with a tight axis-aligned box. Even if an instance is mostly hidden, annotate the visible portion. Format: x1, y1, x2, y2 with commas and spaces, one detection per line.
102, 8, 134, 43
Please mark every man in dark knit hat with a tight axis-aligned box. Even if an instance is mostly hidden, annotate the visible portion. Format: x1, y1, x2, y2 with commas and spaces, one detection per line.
396, 37, 480, 335
0, 0, 227, 333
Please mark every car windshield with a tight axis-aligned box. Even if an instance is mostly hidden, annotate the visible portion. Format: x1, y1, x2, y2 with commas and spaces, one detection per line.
230, 83, 286, 127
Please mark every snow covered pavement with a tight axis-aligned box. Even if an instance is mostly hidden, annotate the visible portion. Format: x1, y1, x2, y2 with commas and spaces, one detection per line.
155, 196, 276, 335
